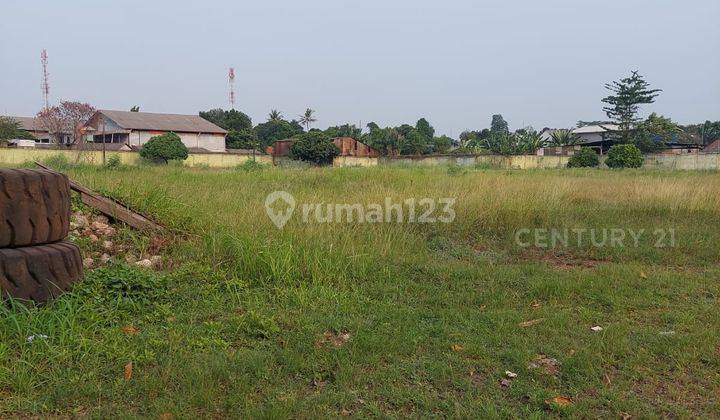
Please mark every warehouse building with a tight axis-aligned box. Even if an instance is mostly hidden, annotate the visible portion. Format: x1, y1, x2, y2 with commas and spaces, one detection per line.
2, 116, 55, 143
84, 110, 227, 152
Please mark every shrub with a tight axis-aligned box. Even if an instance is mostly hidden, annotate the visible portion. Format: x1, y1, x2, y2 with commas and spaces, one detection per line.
43, 154, 72, 170
105, 154, 122, 168
446, 165, 467, 176
236, 159, 267, 172
605, 144, 644, 168
289, 132, 339, 165
139, 132, 188, 163
75, 265, 166, 313
567, 147, 600, 168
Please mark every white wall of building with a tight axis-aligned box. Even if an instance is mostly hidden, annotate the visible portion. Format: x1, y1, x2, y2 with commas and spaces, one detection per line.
132, 131, 226, 152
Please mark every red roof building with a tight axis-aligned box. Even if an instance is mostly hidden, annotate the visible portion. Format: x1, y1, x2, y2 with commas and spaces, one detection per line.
266, 137, 380, 158
703, 139, 720, 153
332, 137, 380, 157
265, 139, 294, 157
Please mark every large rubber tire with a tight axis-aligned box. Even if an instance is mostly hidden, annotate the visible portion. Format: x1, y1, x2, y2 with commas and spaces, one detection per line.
0, 241, 83, 303
0, 169, 71, 248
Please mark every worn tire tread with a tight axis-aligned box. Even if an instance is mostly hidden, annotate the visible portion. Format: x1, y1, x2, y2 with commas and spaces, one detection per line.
0, 169, 71, 248
0, 241, 82, 303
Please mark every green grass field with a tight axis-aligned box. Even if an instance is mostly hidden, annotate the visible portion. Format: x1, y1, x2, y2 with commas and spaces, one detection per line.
1, 164, 719, 418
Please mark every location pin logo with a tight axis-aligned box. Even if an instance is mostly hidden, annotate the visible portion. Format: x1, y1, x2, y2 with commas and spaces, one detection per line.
265, 191, 296, 229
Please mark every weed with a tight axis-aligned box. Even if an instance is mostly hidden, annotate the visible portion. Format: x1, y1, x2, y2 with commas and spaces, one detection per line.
104, 154, 122, 168
446, 164, 468, 176
235, 159, 267, 172
42, 153, 72, 170
74, 264, 166, 312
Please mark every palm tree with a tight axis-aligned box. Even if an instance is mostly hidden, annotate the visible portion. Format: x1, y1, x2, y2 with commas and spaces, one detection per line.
298, 108, 317, 131
516, 129, 547, 154
268, 109, 283, 121
549, 129, 581, 146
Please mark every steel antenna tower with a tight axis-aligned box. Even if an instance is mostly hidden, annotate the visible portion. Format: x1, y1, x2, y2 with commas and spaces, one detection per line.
40, 49, 50, 109
228, 67, 236, 109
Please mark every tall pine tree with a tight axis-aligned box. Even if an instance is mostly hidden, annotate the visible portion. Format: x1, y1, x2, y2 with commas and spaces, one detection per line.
602, 71, 661, 141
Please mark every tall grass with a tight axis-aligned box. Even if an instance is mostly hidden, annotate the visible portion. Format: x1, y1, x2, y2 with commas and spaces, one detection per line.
68, 165, 720, 271
1, 165, 715, 417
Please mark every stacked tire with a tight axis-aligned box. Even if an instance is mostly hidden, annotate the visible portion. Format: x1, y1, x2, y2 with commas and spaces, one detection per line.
0, 169, 83, 303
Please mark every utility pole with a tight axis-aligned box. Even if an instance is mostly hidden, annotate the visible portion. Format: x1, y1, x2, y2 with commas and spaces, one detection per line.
40, 49, 50, 109
101, 116, 106, 165
228, 67, 236, 110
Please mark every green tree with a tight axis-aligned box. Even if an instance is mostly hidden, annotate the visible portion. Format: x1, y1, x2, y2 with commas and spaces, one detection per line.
490, 114, 509, 135
484, 132, 517, 155
699, 121, 720, 144
325, 124, 362, 140
400, 129, 430, 155
298, 108, 317, 131
254, 119, 302, 148
432, 135, 453, 154
139, 132, 189, 163
365, 126, 399, 156
632, 113, 685, 153
289, 119, 305, 134
458, 131, 477, 149
515, 128, 546, 153
199, 108, 252, 131
289, 131, 339, 165
0, 117, 35, 141
681, 120, 720, 145
415, 118, 435, 140
602, 70, 661, 141
226, 128, 259, 150
268, 109, 283, 121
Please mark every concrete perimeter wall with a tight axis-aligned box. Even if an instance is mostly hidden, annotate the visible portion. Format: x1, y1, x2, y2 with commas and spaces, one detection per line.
643, 153, 720, 170
380, 155, 571, 169
333, 156, 379, 167
332, 153, 720, 170
0, 148, 272, 168
2, 148, 717, 170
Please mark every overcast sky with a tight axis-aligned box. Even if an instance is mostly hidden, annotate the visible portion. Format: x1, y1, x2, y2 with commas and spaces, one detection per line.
1, 0, 718, 136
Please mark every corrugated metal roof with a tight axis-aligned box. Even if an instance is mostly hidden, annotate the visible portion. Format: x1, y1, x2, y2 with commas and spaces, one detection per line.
573, 124, 620, 134
2, 116, 44, 131
97, 110, 227, 134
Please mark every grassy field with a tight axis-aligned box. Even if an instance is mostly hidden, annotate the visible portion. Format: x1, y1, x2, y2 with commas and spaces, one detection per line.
1, 164, 719, 418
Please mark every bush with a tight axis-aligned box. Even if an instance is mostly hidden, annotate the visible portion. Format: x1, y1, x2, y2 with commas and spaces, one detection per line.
567, 147, 600, 168
446, 165, 467, 176
105, 154, 122, 168
605, 144, 644, 168
236, 159, 267, 172
43, 154, 72, 170
139, 132, 188, 163
75, 265, 166, 313
289, 132, 339, 165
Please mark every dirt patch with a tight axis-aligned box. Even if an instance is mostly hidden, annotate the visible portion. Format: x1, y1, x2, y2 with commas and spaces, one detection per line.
468, 368, 486, 386
528, 354, 561, 377
317, 330, 351, 348
519, 248, 607, 270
